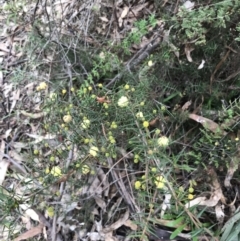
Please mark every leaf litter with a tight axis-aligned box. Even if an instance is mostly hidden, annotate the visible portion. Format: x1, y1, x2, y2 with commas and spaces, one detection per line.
0, 0, 239, 240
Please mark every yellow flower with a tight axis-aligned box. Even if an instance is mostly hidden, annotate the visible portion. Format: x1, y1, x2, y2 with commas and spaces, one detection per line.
155, 129, 161, 135
63, 115, 72, 123
50, 156, 55, 162
82, 164, 90, 174
99, 52, 105, 59
136, 112, 144, 119
157, 136, 169, 147
45, 167, 50, 174
151, 167, 157, 173
188, 194, 194, 200
84, 138, 90, 144
118, 96, 129, 107
50, 166, 62, 177
38, 82, 48, 90
89, 146, 99, 157
155, 176, 165, 189
235, 137, 239, 141
140, 101, 145, 106
189, 187, 194, 193
49, 92, 57, 101
134, 159, 139, 163
103, 103, 109, 109
33, 149, 39, 155
148, 60, 153, 66
143, 121, 149, 128
47, 206, 54, 217
110, 122, 118, 129
81, 118, 90, 129
134, 181, 141, 190
62, 89, 67, 94
71, 87, 75, 92
179, 186, 184, 192
124, 84, 130, 90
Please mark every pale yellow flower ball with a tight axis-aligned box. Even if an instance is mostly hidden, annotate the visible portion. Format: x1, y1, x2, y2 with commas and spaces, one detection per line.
118, 96, 129, 107
136, 112, 144, 119
188, 194, 194, 200
148, 60, 153, 66
49, 92, 57, 101
89, 146, 99, 157
82, 164, 90, 174
47, 206, 54, 217
143, 121, 149, 128
81, 119, 90, 129
124, 84, 130, 90
157, 136, 169, 147
38, 82, 48, 90
63, 114, 72, 123
154, 176, 165, 189
134, 181, 141, 190
50, 166, 62, 177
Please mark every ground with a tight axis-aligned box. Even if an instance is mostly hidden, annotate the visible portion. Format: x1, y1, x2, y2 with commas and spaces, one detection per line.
0, 0, 240, 241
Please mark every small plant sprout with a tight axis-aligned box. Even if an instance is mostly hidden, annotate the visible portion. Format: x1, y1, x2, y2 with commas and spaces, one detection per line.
89, 146, 99, 157
157, 136, 169, 147
63, 114, 72, 123
118, 96, 129, 107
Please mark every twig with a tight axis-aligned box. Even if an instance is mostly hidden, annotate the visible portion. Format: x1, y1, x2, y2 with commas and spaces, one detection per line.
0, 152, 28, 175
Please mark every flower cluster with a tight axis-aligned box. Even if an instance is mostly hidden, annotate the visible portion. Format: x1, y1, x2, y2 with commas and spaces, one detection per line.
118, 96, 129, 107
81, 164, 90, 174
36, 82, 48, 91
154, 175, 165, 189
157, 136, 169, 147
81, 118, 90, 129
63, 114, 72, 123
89, 146, 99, 157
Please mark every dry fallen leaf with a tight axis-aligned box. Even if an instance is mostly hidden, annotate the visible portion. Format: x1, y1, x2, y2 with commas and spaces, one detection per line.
124, 219, 138, 231
120, 6, 129, 19
185, 44, 194, 62
189, 113, 226, 135
198, 59, 205, 69
96, 96, 110, 103
0, 140, 9, 185
103, 209, 129, 233
182, 100, 192, 110
13, 223, 44, 241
